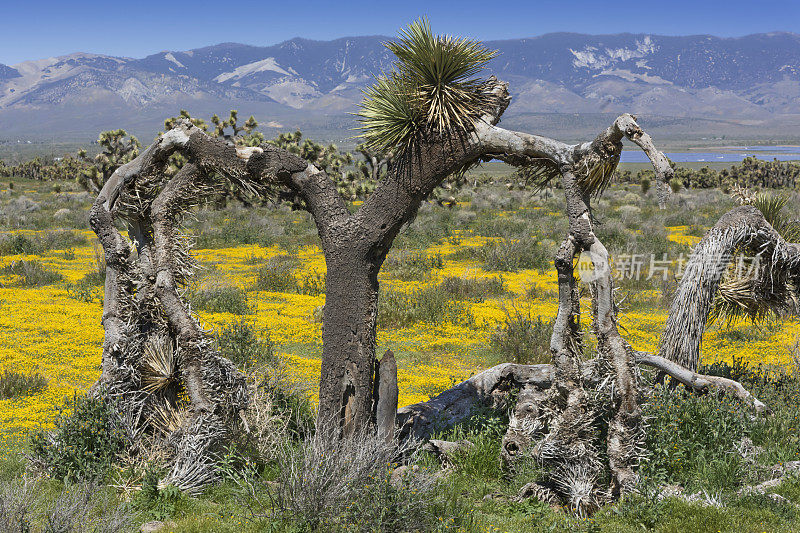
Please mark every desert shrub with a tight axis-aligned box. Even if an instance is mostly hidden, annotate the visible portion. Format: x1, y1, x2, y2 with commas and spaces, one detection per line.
190, 285, 251, 315
652, 275, 679, 309
236, 373, 316, 466
0, 230, 87, 255
253, 255, 298, 292
526, 284, 559, 301
65, 251, 106, 303
0, 259, 63, 286
42, 482, 135, 533
215, 318, 274, 368
438, 275, 506, 301
0, 478, 33, 533
30, 394, 128, 482
0, 370, 48, 399
275, 431, 445, 532
195, 218, 267, 248
640, 385, 750, 492
640, 177, 651, 194
0, 477, 132, 533
297, 269, 326, 296
471, 212, 529, 237
481, 238, 552, 273
65, 276, 104, 303
385, 250, 444, 280
490, 308, 553, 364
379, 285, 473, 328
393, 206, 457, 248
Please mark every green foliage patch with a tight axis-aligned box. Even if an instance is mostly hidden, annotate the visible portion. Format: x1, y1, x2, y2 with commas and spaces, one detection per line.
30, 394, 128, 482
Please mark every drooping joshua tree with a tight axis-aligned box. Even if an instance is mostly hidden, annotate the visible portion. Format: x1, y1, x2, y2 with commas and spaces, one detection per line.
89, 19, 789, 503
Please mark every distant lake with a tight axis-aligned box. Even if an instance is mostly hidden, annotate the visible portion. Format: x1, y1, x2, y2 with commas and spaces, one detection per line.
621, 146, 800, 163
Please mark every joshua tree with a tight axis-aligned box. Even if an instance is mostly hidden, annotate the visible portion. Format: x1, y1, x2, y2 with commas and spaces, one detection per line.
89, 19, 791, 504
77, 129, 141, 192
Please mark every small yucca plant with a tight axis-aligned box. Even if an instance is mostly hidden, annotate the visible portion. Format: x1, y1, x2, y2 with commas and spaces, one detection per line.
141, 335, 178, 394
357, 18, 497, 156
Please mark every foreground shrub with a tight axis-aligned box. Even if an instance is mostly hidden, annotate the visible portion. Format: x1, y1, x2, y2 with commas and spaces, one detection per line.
0, 259, 63, 286
1, 478, 135, 533
490, 307, 553, 364
190, 285, 251, 315
0, 477, 33, 533
30, 394, 128, 482
275, 431, 445, 532
0, 370, 48, 399
133, 466, 188, 521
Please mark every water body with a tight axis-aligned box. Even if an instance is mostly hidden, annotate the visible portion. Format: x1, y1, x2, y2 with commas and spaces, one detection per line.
620, 146, 800, 163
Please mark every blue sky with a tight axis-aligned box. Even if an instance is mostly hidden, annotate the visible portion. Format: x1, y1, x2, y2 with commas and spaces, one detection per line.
2, 0, 799, 65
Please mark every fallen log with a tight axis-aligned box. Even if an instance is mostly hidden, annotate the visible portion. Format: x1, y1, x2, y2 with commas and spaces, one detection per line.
396, 363, 553, 441
397, 355, 768, 441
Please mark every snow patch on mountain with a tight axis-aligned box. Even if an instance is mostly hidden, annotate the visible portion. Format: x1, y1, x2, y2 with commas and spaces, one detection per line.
164, 53, 185, 69
570, 36, 657, 70
214, 58, 290, 83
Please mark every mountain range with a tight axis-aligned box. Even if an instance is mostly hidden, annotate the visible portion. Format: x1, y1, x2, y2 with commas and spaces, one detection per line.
2, 32, 800, 143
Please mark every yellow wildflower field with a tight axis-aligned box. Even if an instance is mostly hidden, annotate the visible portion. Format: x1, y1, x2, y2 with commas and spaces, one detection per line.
0, 216, 797, 454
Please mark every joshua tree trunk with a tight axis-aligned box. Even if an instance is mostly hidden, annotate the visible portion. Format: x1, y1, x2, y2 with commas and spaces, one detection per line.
318, 252, 381, 436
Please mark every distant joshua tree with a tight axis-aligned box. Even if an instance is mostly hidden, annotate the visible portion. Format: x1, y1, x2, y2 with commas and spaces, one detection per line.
77, 129, 141, 192
88, 19, 791, 511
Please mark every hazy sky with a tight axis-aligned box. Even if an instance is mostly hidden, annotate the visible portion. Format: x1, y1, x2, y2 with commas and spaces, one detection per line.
2, 0, 799, 65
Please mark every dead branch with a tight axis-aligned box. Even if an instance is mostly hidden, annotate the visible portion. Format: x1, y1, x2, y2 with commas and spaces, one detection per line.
634, 351, 769, 414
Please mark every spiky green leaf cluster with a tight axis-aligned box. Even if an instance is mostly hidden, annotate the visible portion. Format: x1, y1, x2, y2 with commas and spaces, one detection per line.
753, 193, 800, 242
357, 18, 497, 155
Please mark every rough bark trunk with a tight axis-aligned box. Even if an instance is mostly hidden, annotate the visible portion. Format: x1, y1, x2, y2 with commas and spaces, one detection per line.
318, 251, 381, 437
